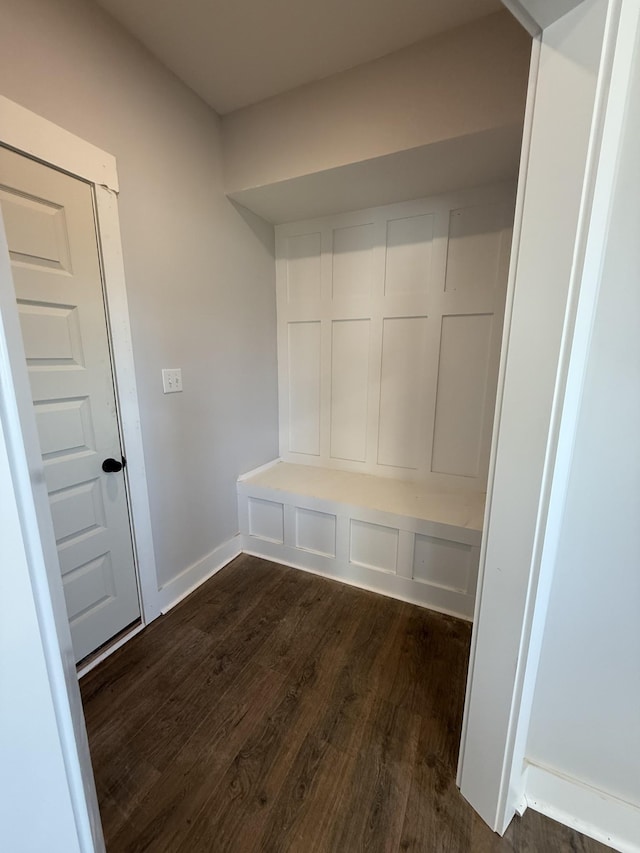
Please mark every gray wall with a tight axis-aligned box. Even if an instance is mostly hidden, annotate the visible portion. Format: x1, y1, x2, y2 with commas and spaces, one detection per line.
526, 20, 640, 807
222, 11, 530, 192
0, 0, 279, 588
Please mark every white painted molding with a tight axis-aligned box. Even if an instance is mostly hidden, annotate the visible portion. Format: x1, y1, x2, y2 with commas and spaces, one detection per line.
459, 0, 633, 836
501, 0, 542, 34
0, 96, 119, 191
275, 183, 514, 490
504, 0, 634, 823
94, 185, 161, 623
502, 0, 588, 33
77, 623, 145, 680
526, 763, 640, 853
237, 457, 282, 482
241, 541, 475, 619
457, 32, 542, 808
157, 534, 242, 613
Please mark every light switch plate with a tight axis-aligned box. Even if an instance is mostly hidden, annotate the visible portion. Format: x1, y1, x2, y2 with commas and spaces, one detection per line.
162, 368, 183, 394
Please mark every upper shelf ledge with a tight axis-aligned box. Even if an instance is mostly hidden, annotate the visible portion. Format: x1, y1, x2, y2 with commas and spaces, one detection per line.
226, 124, 523, 224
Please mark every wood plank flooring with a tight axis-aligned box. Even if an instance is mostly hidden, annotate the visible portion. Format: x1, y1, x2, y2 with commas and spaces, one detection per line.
81, 555, 612, 853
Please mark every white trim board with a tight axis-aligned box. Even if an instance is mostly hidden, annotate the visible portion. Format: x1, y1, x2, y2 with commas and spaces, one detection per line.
502, 1, 589, 33
275, 182, 514, 491
157, 534, 242, 614
526, 763, 640, 853
241, 543, 475, 620
93, 184, 160, 624
504, 0, 637, 829
0, 96, 118, 191
77, 536, 242, 674
457, 0, 627, 834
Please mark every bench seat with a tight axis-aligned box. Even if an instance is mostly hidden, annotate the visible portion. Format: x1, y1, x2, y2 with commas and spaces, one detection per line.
237, 461, 485, 620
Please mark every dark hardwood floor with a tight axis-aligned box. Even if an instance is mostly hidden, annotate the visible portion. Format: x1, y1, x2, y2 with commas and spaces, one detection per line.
81, 555, 611, 852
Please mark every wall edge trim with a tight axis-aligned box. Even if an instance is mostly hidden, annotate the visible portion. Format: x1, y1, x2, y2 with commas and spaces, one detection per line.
526, 762, 640, 853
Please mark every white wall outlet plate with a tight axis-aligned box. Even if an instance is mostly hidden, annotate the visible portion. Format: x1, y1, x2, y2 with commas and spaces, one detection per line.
162, 368, 183, 394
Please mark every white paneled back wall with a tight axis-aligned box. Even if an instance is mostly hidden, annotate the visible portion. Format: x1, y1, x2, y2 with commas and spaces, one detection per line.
276, 183, 515, 490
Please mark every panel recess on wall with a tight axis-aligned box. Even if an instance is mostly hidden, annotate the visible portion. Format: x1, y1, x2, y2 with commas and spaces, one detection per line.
384, 214, 434, 295
432, 314, 493, 477
330, 319, 370, 462
413, 533, 473, 592
332, 223, 375, 299
286, 232, 321, 303
445, 202, 506, 296
248, 497, 284, 543
288, 321, 321, 455
276, 184, 513, 485
350, 519, 398, 573
295, 507, 336, 557
377, 316, 428, 470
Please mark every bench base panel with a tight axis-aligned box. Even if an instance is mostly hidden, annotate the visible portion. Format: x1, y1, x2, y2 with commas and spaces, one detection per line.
238, 485, 481, 620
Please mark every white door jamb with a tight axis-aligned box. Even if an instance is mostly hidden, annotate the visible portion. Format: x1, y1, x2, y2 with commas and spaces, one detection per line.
458, 0, 631, 834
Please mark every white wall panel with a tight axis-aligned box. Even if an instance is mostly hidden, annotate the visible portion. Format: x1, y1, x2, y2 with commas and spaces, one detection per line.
288, 321, 321, 455
286, 232, 321, 304
413, 533, 473, 592
248, 497, 284, 543
432, 314, 493, 478
330, 319, 370, 462
378, 316, 428, 470
384, 214, 434, 295
332, 223, 375, 299
350, 519, 398, 573
295, 507, 336, 557
445, 202, 507, 296
276, 184, 513, 488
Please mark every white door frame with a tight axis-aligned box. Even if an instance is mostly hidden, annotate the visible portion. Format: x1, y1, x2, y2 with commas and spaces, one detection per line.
459, 0, 637, 835
0, 96, 162, 648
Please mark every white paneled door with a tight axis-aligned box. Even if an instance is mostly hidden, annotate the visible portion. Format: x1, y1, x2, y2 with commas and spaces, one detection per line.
0, 147, 140, 663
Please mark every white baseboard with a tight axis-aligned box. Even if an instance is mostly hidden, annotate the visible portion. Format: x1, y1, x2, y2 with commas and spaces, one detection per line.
77, 622, 145, 679
157, 534, 242, 613
241, 536, 473, 621
526, 762, 640, 853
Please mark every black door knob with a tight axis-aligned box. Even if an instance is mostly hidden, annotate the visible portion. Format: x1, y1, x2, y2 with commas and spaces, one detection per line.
102, 457, 126, 473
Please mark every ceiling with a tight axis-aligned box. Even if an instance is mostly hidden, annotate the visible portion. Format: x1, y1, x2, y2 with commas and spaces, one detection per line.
96, 0, 503, 114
